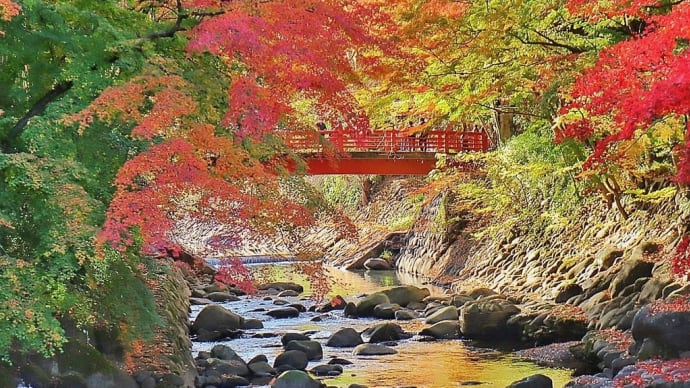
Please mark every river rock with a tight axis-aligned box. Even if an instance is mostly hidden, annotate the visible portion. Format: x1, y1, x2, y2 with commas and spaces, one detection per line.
315, 295, 348, 313
226, 286, 248, 296
192, 304, 244, 334
281, 332, 311, 346
507, 374, 552, 388
278, 289, 301, 297
204, 357, 250, 377
467, 287, 497, 299
191, 288, 208, 298
310, 364, 344, 376
362, 322, 408, 343
419, 321, 461, 339
210, 344, 244, 362
272, 370, 323, 388
190, 297, 213, 305
249, 360, 276, 377
352, 343, 398, 356
609, 258, 654, 297
460, 298, 520, 339
204, 283, 228, 293
380, 285, 430, 306
267, 307, 300, 319
286, 340, 323, 361
242, 318, 264, 329
328, 358, 353, 365
450, 294, 474, 307
326, 328, 364, 347
206, 291, 240, 302
259, 282, 304, 293
425, 306, 458, 324
274, 350, 309, 370
631, 302, 690, 359
344, 302, 358, 318
355, 292, 391, 316
373, 303, 402, 319
395, 309, 419, 321
555, 284, 583, 303
364, 257, 393, 270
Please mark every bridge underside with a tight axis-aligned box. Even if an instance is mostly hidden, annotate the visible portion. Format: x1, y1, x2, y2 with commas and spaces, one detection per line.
302, 153, 437, 175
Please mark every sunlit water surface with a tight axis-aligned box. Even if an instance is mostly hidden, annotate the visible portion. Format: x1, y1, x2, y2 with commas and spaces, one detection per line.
191, 264, 573, 387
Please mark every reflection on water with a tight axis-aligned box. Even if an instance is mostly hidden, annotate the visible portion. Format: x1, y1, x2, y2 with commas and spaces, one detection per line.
193, 264, 573, 387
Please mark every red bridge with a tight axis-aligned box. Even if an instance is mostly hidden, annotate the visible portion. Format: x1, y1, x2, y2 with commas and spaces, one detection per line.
282, 129, 490, 175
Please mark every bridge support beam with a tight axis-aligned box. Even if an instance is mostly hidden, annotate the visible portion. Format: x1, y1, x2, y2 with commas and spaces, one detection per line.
304, 155, 437, 175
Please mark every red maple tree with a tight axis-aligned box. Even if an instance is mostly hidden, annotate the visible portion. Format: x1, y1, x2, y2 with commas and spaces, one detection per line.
560, 0, 690, 275
70, 0, 394, 289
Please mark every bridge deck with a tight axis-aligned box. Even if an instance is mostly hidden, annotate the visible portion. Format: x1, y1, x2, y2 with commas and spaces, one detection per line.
281, 129, 490, 175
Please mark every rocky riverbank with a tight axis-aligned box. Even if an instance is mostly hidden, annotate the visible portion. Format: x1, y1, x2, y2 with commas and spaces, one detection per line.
186, 276, 575, 387
309, 176, 690, 386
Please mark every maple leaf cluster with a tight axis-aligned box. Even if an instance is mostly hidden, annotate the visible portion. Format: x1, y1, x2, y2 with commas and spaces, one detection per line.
568, 0, 665, 20
186, 0, 395, 137
0, 0, 20, 22
560, 1, 690, 182
71, 0, 402, 266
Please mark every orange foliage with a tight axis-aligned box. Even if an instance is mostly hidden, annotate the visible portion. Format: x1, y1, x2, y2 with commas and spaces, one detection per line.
0, 0, 20, 22
66, 76, 194, 139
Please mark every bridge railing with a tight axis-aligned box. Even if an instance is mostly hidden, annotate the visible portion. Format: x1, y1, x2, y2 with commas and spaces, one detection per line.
281, 129, 490, 154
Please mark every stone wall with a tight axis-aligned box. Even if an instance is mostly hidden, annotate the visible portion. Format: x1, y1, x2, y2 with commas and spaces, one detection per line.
319, 176, 690, 329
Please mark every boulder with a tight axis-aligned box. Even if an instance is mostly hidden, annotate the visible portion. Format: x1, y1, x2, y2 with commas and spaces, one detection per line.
204, 357, 250, 377
310, 364, 344, 376
555, 284, 583, 304
394, 309, 419, 321
273, 350, 309, 370
248, 360, 276, 377
277, 289, 301, 297
344, 302, 358, 318
425, 306, 459, 324
467, 287, 497, 299
241, 318, 264, 329
259, 282, 304, 293
210, 344, 244, 363
285, 340, 323, 361
281, 333, 311, 346
204, 283, 228, 293
364, 258, 393, 270
189, 297, 213, 306
460, 298, 520, 339
330, 295, 348, 309
609, 258, 654, 297
362, 323, 408, 343
380, 286, 430, 306
267, 307, 300, 319
507, 374, 552, 388
373, 303, 402, 319
352, 343, 397, 356
206, 292, 240, 302
450, 294, 474, 308
328, 357, 353, 365
326, 328, 364, 348
419, 321, 461, 340
631, 302, 690, 359
272, 370, 323, 388
192, 304, 244, 334
355, 293, 390, 316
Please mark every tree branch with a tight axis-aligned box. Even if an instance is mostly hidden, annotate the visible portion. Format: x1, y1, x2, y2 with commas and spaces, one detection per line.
511, 29, 586, 54
2, 80, 74, 153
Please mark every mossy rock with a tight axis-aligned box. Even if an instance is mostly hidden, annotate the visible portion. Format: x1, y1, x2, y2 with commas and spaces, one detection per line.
17, 339, 137, 388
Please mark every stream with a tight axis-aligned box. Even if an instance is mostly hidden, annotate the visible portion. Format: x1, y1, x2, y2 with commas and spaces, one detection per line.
191, 263, 573, 387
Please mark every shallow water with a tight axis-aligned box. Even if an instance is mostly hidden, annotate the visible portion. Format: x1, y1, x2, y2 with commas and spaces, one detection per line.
191, 264, 573, 387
